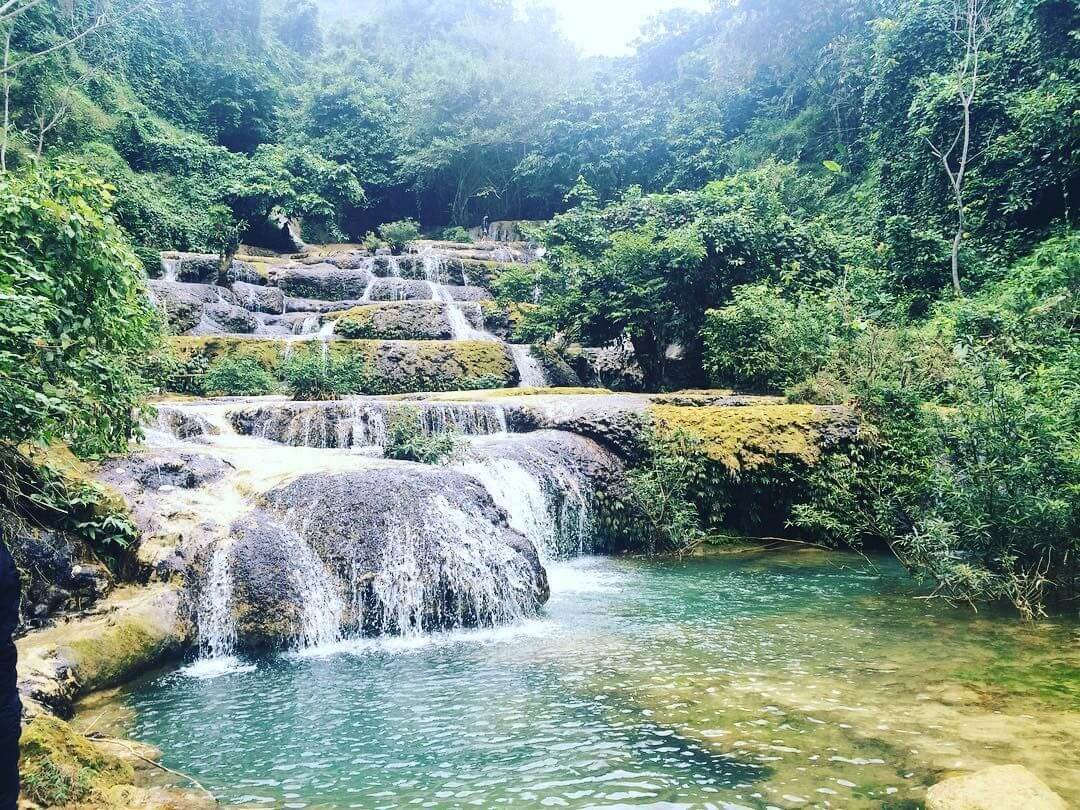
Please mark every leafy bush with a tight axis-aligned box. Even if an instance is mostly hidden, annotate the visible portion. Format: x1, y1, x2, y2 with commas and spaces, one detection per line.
790, 235, 1079, 616
0, 163, 161, 456
361, 232, 385, 252
280, 354, 336, 400
384, 406, 460, 465
438, 226, 472, 243
627, 424, 708, 553
202, 357, 276, 397
378, 219, 421, 253
702, 284, 842, 393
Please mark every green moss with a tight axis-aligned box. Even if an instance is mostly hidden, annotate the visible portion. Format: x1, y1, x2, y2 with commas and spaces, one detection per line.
165, 336, 516, 395
649, 404, 830, 471
426, 386, 612, 401
19, 716, 135, 806
168, 336, 285, 370
62, 615, 179, 692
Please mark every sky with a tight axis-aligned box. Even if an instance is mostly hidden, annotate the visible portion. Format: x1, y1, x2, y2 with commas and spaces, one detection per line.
523, 0, 712, 57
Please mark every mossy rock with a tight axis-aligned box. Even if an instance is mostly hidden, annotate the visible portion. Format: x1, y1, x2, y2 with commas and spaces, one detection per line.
19, 716, 135, 807
331, 302, 455, 341
166, 336, 517, 394
649, 403, 851, 471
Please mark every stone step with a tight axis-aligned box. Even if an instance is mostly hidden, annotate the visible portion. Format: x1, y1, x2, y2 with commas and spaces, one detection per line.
168, 336, 520, 394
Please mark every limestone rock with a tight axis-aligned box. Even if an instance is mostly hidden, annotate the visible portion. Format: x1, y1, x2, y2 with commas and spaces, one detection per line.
148, 281, 237, 334
332, 301, 456, 341
193, 302, 259, 334
17, 585, 191, 717
925, 765, 1067, 810
273, 263, 373, 300
214, 467, 549, 649
232, 280, 285, 314
366, 277, 433, 301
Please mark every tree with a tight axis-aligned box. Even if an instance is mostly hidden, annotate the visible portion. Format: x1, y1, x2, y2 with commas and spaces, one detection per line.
208, 204, 246, 286
926, 0, 995, 295
0, 0, 143, 170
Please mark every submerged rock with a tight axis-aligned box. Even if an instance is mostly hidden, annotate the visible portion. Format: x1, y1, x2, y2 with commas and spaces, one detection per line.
213, 467, 549, 650
925, 764, 1067, 810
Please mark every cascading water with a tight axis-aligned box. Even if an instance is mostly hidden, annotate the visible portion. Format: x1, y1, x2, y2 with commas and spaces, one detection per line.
161, 257, 181, 282
281, 527, 344, 650
355, 496, 540, 636
197, 541, 239, 660
460, 448, 595, 559
510, 344, 548, 388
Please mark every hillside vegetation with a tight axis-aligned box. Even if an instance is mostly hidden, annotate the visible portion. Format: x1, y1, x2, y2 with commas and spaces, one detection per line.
0, 0, 1076, 615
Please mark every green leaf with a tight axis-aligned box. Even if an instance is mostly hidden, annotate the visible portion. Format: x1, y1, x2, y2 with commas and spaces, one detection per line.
823, 160, 843, 174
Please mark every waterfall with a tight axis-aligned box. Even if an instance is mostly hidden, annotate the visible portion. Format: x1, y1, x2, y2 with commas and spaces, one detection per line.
161, 257, 181, 282
281, 527, 344, 650
355, 496, 538, 636
510, 345, 548, 388
460, 451, 594, 559
198, 541, 239, 660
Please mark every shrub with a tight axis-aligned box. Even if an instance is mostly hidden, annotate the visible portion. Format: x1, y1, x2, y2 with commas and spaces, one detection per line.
383, 406, 460, 464
702, 283, 842, 394
438, 226, 472, 243
0, 162, 161, 456
627, 424, 708, 553
378, 219, 421, 253
202, 357, 276, 396
280, 353, 336, 400
361, 231, 385, 252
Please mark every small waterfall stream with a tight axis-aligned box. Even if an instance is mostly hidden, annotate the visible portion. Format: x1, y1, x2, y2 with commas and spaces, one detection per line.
197, 541, 238, 660
510, 345, 548, 388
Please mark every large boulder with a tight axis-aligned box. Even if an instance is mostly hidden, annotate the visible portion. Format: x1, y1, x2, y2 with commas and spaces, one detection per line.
213, 467, 549, 649
332, 301, 458, 341
366, 277, 433, 301
17, 585, 190, 717
148, 281, 237, 334
232, 280, 285, 314
925, 765, 1067, 810
157, 253, 219, 283
273, 263, 373, 300
191, 302, 260, 335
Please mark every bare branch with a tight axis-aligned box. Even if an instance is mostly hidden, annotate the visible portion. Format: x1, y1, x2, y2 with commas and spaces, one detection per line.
0, 0, 47, 24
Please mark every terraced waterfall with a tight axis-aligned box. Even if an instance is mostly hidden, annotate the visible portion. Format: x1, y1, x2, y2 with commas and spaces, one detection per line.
133, 241, 634, 660
18, 241, 1072, 810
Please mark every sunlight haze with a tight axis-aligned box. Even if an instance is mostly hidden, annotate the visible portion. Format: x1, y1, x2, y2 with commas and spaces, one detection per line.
523, 0, 712, 56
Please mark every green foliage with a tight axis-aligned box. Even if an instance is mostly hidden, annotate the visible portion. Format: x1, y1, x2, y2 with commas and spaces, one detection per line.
21, 760, 96, 807
377, 219, 421, 253
627, 424, 708, 553
0, 163, 160, 456
437, 226, 472, 243
202, 357, 277, 397
383, 406, 460, 465
279, 353, 337, 400
702, 283, 843, 393
790, 233, 1079, 617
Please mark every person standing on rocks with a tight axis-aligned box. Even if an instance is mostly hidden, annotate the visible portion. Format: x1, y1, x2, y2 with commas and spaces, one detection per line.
0, 538, 19, 806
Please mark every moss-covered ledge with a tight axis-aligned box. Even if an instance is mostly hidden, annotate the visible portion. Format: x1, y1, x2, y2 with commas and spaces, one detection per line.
165, 336, 519, 394
649, 403, 859, 472
17, 584, 190, 719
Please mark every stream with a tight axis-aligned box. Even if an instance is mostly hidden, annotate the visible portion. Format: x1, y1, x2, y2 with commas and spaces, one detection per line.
85, 551, 1079, 809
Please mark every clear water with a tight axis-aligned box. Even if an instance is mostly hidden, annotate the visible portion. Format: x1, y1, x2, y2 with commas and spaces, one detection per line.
94, 553, 1080, 808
